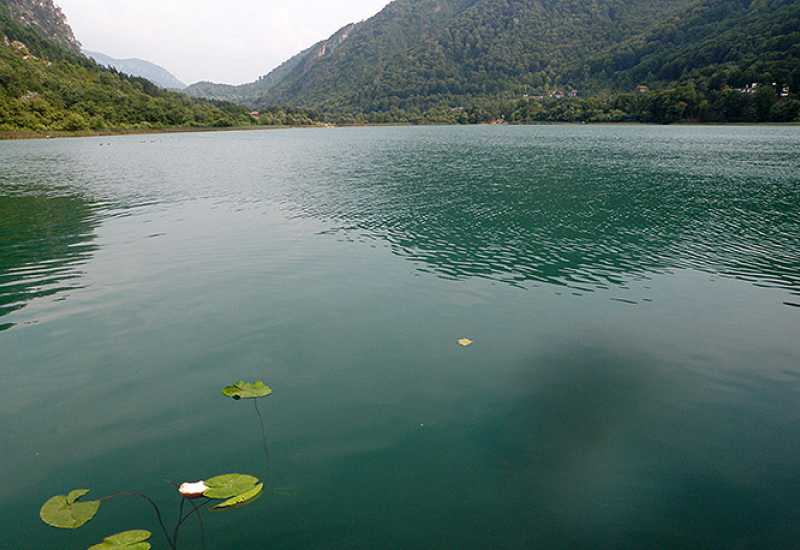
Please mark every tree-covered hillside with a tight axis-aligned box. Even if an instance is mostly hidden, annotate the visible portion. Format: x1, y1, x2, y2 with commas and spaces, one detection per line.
186, 0, 800, 124
189, 0, 695, 110
583, 0, 800, 92
0, 1, 252, 132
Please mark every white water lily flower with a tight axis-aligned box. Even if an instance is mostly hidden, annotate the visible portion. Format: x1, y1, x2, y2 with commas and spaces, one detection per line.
179, 481, 208, 499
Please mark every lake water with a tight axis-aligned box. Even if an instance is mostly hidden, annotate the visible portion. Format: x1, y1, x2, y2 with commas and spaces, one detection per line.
1, 125, 799, 549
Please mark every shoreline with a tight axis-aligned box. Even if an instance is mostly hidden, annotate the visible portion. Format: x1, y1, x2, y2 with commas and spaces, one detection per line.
1, 121, 797, 141
0, 124, 294, 141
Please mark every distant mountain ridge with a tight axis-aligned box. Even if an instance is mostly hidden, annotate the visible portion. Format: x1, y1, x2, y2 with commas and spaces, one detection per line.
84, 50, 186, 90
184, 29, 346, 104
184, 0, 800, 114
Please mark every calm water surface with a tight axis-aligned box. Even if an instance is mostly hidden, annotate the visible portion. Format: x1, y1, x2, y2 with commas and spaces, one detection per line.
1, 125, 799, 549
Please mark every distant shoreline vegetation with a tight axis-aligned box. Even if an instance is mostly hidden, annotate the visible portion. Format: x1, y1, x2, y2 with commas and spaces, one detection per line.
2, 0, 799, 134
2, 117, 798, 142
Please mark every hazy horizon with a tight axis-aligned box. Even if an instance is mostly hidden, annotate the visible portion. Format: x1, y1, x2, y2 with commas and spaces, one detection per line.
56, 0, 391, 85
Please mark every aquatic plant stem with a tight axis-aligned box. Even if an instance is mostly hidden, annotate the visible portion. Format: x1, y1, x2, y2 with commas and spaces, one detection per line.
173, 497, 186, 548
100, 492, 175, 550
175, 497, 212, 532
254, 398, 270, 466
186, 497, 208, 550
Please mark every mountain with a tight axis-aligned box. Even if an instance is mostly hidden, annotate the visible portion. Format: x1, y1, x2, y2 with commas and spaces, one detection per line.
84, 50, 186, 90
2, 0, 78, 51
0, 0, 252, 132
185, 0, 800, 118
185, 46, 310, 103
187, 0, 696, 109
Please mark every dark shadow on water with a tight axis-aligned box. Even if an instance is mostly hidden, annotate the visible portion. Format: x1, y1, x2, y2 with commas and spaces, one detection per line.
271, 340, 800, 549
468, 343, 800, 548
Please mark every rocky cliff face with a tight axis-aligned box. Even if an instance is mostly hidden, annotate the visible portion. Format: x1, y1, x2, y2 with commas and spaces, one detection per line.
1, 0, 79, 51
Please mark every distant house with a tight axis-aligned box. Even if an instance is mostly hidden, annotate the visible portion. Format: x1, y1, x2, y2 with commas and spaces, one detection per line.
635, 84, 650, 94
781, 86, 791, 97
568, 89, 578, 98
553, 90, 565, 99
737, 83, 760, 94
248, 111, 260, 119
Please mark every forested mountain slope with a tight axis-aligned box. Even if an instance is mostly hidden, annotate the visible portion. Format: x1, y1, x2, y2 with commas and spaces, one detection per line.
583, 0, 800, 92
188, 0, 695, 110
186, 0, 800, 122
0, 1, 251, 132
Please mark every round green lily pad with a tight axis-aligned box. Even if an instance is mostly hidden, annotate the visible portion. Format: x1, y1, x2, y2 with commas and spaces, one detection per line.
40, 489, 101, 529
213, 482, 264, 510
88, 530, 152, 550
222, 380, 272, 400
203, 474, 261, 499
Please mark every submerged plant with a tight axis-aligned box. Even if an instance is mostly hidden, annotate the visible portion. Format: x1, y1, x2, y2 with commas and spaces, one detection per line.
223, 379, 273, 465
40, 473, 263, 550
40, 379, 275, 549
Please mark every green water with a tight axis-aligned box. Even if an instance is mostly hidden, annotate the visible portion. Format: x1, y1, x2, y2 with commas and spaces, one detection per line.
1, 125, 799, 549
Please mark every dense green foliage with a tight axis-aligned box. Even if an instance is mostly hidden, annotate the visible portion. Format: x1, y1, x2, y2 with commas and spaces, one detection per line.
583, 0, 800, 93
0, 3, 253, 132
187, 0, 800, 124
4, 0, 799, 129
189, 0, 694, 111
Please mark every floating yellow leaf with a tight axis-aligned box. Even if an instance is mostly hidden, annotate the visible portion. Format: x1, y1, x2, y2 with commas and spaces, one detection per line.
458, 338, 474, 347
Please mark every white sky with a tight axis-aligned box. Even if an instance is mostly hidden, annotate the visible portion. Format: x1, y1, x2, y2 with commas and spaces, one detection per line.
56, 0, 391, 85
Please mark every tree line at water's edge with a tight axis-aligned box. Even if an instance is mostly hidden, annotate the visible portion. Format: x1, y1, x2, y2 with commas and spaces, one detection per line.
2, 0, 800, 133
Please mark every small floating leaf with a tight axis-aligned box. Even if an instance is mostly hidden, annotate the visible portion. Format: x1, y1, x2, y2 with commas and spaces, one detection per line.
203, 474, 261, 499
458, 338, 474, 347
213, 482, 264, 510
88, 530, 152, 550
222, 380, 272, 400
40, 489, 101, 529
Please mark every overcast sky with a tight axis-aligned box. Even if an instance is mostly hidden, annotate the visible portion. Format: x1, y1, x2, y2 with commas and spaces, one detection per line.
56, 0, 391, 85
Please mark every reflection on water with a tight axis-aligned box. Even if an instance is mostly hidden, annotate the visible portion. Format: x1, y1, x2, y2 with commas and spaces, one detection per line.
0, 194, 98, 331
2, 127, 797, 333
0, 127, 799, 549
283, 128, 800, 295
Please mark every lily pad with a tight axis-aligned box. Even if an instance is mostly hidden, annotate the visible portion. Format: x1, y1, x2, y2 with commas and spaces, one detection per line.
203, 474, 261, 499
40, 489, 101, 529
222, 380, 272, 400
213, 482, 264, 510
88, 530, 152, 550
